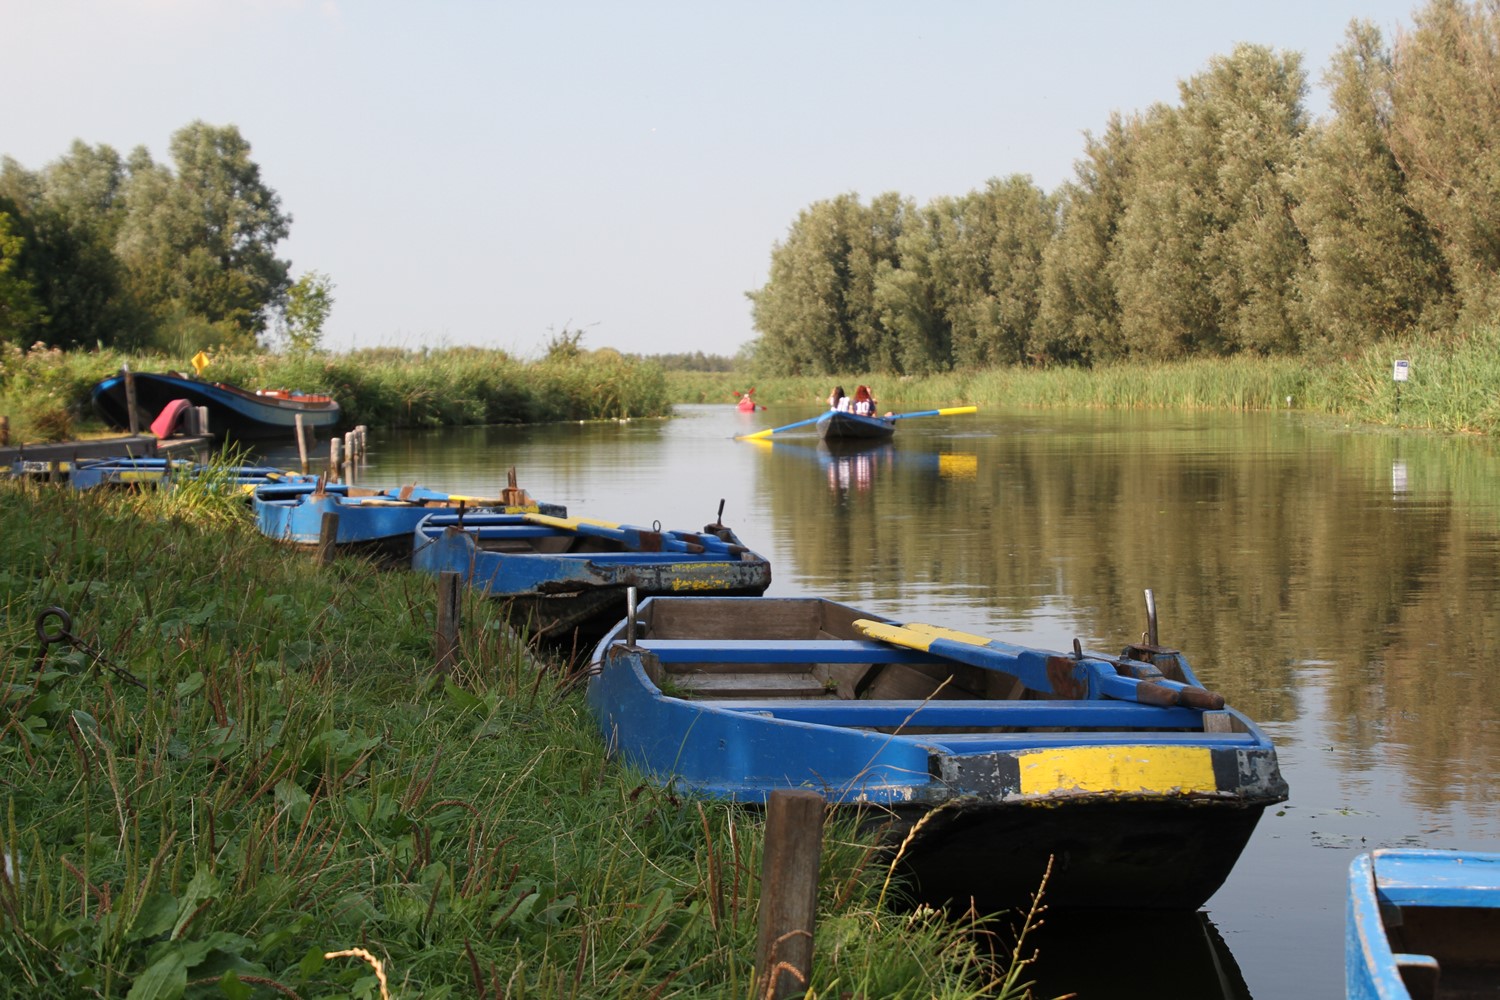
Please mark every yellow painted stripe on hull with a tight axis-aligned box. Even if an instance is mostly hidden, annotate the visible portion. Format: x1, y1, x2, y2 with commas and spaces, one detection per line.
1017, 745, 1218, 795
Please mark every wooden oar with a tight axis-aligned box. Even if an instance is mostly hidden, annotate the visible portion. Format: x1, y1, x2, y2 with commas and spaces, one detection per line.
734, 414, 827, 440
522, 512, 708, 553
886, 405, 978, 421
853, 619, 1224, 708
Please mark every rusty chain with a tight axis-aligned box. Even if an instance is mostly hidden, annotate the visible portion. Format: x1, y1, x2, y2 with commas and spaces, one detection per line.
33, 606, 148, 691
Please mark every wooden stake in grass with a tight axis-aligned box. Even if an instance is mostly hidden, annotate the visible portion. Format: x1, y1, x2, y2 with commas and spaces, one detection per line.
755, 788, 824, 1000
316, 511, 339, 566
435, 570, 461, 676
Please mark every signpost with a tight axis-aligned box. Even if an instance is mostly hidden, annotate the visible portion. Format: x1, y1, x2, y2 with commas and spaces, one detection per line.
1393, 359, 1409, 414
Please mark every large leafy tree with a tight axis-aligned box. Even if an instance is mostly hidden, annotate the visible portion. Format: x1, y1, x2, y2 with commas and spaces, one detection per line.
1291, 20, 1454, 349
747, 193, 906, 375
0, 207, 45, 345
940, 176, 1056, 368
1109, 103, 1218, 358
1190, 45, 1309, 355
1110, 45, 1309, 359
1035, 113, 1135, 364
1387, 0, 1500, 325
117, 121, 292, 348
0, 146, 144, 349
874, 201, 955, 375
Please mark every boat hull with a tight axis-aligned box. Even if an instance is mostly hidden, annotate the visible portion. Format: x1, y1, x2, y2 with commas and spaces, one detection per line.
586, 595, 1287, 913
413, 514, 773, 642
817, 410, 895, 441
91, 372, 340, 441
1347, 849, 1500, 1000
253, 483, 564, 561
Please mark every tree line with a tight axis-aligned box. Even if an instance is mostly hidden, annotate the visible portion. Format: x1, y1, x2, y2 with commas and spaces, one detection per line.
0, 120, 331, 354
747, 1, 1495, 375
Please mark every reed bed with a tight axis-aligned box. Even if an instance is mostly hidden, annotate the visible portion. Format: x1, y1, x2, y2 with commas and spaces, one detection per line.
0, 345, 672, 445
674, 326, 1500, 436
0, 475, 1042, 998
7, 330, 1498, 446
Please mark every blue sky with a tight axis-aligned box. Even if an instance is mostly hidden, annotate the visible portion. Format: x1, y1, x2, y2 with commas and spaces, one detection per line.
5, 1, 1423, 358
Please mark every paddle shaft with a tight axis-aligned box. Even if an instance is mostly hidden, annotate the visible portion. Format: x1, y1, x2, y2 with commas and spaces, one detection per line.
887, 405, 978, 421
735, 414, 825, 440
854, 619, 1223, 708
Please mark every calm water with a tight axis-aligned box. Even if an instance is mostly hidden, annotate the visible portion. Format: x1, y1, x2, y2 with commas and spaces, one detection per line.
264, 404, 1500, 999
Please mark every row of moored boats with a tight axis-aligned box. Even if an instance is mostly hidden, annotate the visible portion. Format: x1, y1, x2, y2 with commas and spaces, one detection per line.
11, 454, 1497, 996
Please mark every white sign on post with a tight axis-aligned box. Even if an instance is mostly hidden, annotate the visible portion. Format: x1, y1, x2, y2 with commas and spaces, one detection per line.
1393, 359, 1410, 382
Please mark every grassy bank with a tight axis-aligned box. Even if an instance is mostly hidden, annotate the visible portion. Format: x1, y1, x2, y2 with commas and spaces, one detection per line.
8, 330, 1496, 447
0, 478, 1038, 998
0, 344, 672, 445
671, 329, 1500, 436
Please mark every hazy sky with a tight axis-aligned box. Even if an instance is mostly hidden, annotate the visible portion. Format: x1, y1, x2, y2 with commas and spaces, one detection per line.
5, 1, 1423, 359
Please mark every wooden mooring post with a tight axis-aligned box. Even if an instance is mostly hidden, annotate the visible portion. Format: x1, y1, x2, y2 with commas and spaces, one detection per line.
755, 789, 824, 999
434, 570, 462, 676
295, 414, 310, 474
123, 365, 140, 436
0, 415, 8, 447
315, 511, 339, 566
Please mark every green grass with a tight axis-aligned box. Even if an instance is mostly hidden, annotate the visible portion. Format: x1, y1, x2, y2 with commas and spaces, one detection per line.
0, 474, 1044, 998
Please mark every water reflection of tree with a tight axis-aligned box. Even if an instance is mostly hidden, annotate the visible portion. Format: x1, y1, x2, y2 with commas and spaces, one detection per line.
754, 414, 1500, 812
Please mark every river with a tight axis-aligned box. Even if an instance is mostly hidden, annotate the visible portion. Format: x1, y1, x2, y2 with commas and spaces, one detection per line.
261, 403, 1500, 999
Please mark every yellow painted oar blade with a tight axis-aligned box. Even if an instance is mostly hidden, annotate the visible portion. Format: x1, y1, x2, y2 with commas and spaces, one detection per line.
523, 512, 624, 532
861, 619, 999, 649
936, 405, 977, 416
853, 619, 939, 652
737, 427, 775, 440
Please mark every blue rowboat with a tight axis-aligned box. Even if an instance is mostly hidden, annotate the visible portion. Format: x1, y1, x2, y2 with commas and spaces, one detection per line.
817, 410, 895, 441
91, 371, 340, 441
254, 478, 564, 560
64, 457, 307, 491
1347, 849, 1500, 1000
586, 593, 1287, 913
412, 511, 772, 642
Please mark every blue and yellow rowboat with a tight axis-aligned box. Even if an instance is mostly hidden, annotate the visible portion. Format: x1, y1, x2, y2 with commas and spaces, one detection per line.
253, 475, 565, 561
412, 510, 772, 643
587, 593, 1287, 913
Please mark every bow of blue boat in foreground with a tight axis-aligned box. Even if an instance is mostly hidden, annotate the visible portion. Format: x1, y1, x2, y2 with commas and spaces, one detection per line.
1347, 849, 1500, 1000
586, 593, 1287, 913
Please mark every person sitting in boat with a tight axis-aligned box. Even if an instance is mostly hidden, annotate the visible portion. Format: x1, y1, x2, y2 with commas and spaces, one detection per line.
828, 385, 849, 411
851, 385, 877, 416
